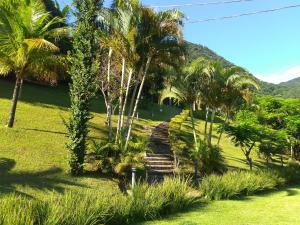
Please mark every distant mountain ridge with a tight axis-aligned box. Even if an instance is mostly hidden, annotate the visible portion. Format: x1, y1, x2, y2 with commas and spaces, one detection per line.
185, 41, 300, 98
261, 77, 300, 98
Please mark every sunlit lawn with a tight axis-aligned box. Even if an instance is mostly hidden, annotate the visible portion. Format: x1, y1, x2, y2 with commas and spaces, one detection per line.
0, 79, 178, 199
142, 185, 300, 225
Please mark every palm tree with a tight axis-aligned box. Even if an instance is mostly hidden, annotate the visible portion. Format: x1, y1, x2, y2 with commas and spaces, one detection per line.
124, 7, 184, 151
97, 1, 139, 141
0, 0, 67, 127
211, 65, 260, 145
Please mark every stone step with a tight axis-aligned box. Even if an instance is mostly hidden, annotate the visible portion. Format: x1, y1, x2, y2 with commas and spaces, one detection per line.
146, 153, 173, 157
146, 165, 174, 170
145, 160, 174, 165
148, 169, 174, 174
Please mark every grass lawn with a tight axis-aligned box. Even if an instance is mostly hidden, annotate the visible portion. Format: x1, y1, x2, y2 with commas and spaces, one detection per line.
0, 79, 286, 199
0, 79, 178, 199
141, 185, 300, 225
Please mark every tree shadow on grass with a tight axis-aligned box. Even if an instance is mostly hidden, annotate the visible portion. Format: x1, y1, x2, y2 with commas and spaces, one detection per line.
0, 158, 85, 198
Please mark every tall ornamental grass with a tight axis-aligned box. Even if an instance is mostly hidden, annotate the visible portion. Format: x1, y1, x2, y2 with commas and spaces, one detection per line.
199, 170, 285, 200
0, 177, 197, 225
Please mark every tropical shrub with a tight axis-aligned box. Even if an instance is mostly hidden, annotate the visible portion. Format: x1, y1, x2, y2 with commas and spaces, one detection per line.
193, 140, 227, 176
199, 170, 285, 200
92, 136, 148, 177
279, 160, 300, 184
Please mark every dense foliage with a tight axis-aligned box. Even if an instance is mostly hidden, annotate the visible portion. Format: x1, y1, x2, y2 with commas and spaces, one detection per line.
66, 0, 102, 175
261, 78, 300, 98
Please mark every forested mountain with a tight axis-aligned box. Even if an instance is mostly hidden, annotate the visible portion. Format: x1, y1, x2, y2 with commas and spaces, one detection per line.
260, 78, 300, 98
185, 41, 300, 98
184, 41, 232, 67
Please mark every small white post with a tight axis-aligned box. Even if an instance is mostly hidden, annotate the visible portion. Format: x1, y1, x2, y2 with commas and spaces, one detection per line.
132, 167, 136, 188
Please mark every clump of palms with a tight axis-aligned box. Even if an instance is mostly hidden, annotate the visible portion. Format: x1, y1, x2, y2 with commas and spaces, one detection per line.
97, 0, 185, 151
0, 0, 68, 127
160, 57, 260, 177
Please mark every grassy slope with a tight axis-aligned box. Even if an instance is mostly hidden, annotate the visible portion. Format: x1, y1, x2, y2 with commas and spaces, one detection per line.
0, 79, 282, 199
0, 80, 178, 198
179, 116, 280, 171
142, 185, 300, 225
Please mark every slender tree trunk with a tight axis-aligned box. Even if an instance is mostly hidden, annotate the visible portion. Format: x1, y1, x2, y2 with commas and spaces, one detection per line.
107, 48, 113, 139
18, 79, 23, 99
217, 112, 229, 146
207, 109, 215, 146
125, 56, 151, 151
120, 68, 132, 130
126, 82, 138, 127
246, 153, 253, 170
291, 144, 295, 160
244, 142, 255, 170
116, 57, 126, 142
204, 107, 209, 137
126, 66, 143, 128
7, 76, 22, 128
190, 105, 198, 146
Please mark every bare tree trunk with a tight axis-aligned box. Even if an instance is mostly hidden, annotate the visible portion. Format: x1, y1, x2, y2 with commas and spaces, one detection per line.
7, 76, 22, 128
204, 107, 209, 137
125, 57, 151, 151
120, 68, 132, 130
246, 153, 253, 170
116, 57, 126, 142
244, 142, 255, 170
126, 82, 138, 127
190, 105, 198, 146
217, 112, 229, 146
107, 48, 113, 139
291, 144, 295, 160
207, 109, 215, 146
126, 66, 143, 128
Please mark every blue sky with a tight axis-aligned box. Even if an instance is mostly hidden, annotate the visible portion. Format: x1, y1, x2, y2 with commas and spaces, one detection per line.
57, 0, 300, 84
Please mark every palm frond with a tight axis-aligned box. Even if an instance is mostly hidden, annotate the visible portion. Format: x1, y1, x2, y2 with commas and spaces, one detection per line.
25, 38, 59, 52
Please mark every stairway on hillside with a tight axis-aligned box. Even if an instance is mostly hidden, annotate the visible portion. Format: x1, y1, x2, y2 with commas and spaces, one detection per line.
145, 122, 175, 183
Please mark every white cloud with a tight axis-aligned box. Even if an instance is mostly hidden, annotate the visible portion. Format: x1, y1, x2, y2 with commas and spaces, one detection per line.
255, 65, 300, 84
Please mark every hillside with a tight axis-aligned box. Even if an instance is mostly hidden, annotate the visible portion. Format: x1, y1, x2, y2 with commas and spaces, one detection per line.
260, 77, 300, 98
0, 79, 263, 198
185, 41, 300, 98
185, 41, 233, 67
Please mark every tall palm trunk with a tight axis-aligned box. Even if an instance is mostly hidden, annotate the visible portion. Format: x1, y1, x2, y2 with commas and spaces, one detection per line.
116, 57, 126, 142
217, 112, 229, 146
204, 107, 209, 138
7, 76, 22, 128
120, 68, 133, 129
190, 105, 198, 146
207, 109, 215, 146
126, 82, 138, 127
126, 66, 143, 127
125, 56, 151, 151
107, 48, 113, 139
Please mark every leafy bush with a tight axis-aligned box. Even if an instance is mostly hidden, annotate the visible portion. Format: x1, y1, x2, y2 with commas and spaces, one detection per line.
92, 137, 148, 176
279, 160, 300, 184
199, 170, 285, 200
0, 177, 197, 225
194, 140, 227, 176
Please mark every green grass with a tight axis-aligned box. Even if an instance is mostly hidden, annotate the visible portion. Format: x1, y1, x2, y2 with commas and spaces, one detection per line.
0, 79, 178, 198
141, 185, 300, 225
179, 115, 287, 171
